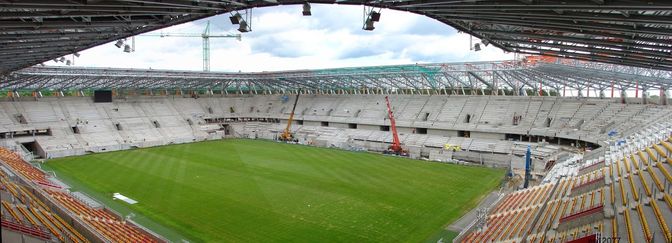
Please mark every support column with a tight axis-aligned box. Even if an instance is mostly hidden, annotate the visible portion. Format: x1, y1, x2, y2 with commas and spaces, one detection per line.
642, 88, 648, 104
586, 85, 590, 98
599, 89, 605, 99
661, 87, 668, 105
621, 89, 627, 104
563, 86, 566, 97
611, 81, 615, 98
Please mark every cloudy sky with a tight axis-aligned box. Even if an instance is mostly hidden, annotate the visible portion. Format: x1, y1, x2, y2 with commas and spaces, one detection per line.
56, 4, 514, 72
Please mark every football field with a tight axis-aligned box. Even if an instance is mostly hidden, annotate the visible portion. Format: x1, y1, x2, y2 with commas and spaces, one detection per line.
43, 139, 504, 242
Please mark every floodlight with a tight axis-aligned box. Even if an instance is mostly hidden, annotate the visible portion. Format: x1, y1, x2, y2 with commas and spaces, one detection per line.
115, 40, 124, 48
123, 44, 132, 53
74, 52, 81, 57
363, 19, 375, 31
238, 20, 250, 33
474, 43, 481, 51
230, 13, 242, 24
302, 3, 311, 16
66, 60, 71, 66
482, 39, 489, 46
370, 11, 381, 22
59, 57, 66, 62
53, 59, 59, 63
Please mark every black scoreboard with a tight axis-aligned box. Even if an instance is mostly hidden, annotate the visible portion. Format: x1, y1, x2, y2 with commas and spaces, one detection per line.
93, 90, 112, 103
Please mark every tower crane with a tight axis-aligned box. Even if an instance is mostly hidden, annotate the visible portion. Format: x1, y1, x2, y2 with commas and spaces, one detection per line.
279, 91, 301, 142
384, 96, 408, 156
141, 21, 241, 71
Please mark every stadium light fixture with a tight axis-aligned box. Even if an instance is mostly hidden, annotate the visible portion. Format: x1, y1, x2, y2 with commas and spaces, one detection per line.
74, 52, 81, 57
230, 13, 242, 25
123, 44, 132, 53
474, 43, 481, 51
302, 3, 311, 16
370, 11, 381, 22
363, 19, 375, 31
238, 20, 250, 33
231, 11, 252, 33
482, 39, 490, 47
59, 57, 66, 62
115, 39, 124, 48
362, 7, 380, 31
66, 60, 72, 66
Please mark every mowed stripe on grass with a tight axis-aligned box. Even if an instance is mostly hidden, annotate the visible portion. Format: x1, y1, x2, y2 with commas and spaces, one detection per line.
44, 139, 504, 242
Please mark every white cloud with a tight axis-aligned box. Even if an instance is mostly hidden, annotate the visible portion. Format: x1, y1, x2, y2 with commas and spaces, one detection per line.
53, 5, 512, 72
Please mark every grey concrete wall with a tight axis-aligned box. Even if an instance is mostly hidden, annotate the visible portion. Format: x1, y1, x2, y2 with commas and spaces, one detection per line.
471, 131, 506, 140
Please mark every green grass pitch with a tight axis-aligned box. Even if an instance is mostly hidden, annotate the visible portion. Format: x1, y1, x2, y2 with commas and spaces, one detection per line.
43, 139, 504, 242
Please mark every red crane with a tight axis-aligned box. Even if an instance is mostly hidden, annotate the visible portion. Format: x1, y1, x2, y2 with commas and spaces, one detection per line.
384, 96, 407, 156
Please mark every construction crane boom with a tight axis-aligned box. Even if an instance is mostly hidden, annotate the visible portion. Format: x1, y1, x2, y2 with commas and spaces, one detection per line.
140, 21, 241, 71
385, 96, 407, 156
280, 91, 301, 141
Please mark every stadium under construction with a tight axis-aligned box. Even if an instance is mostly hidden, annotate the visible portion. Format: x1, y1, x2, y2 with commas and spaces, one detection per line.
1, 1, 672, 243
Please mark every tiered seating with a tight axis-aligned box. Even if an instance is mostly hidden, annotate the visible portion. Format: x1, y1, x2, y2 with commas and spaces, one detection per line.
624, 207, 635, 243
46, 189, 156, 242
464, 206, 539, 243
650, 199, 672, 242
0, 168, 87, 242
611, 217, 618, 241
638, 168, 652, 197
0, 148, 158, 242
635, 204, 652, 242
0, 148, 50, 185
460, 128, 672, 243
653, 144, 667, 159
550, 221, 603, 243
2, 200, 24, 224
491, 184, 552, 214
47, 190, 115, 221
627, 169, 640, 201
1, 218, 51, 240
29, 206, 65, 242
534, 199, 558, 233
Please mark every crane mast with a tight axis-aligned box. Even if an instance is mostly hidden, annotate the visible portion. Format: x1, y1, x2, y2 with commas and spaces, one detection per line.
280, 91, 301, 141
384, 96, 407, 156
140, 21, 241, 71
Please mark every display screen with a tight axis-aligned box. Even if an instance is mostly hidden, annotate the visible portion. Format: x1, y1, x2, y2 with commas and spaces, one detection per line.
93, 90, 112, 103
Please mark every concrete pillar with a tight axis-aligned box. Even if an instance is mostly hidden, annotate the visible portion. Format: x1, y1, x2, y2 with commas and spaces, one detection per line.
621, 89, 627, 104
642, 89, 648, 104
599, 89, 605, 99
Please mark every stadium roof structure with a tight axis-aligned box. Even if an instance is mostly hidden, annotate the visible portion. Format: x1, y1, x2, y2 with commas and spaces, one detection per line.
5, 58, 672, 94
1, 0, 672, 75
